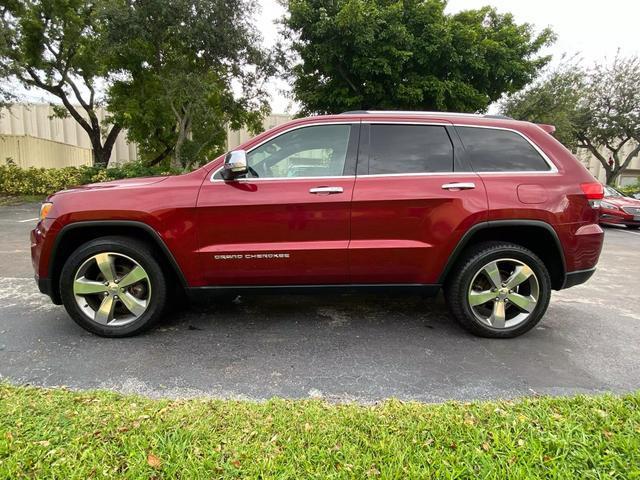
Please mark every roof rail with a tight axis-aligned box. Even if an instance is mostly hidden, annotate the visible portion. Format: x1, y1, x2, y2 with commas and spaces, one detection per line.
339, 110, 513, 120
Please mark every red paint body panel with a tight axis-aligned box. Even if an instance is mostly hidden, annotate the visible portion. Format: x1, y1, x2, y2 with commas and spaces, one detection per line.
350, 174, 487, 283
31, 113, 605, 296
195, 176, 355, 285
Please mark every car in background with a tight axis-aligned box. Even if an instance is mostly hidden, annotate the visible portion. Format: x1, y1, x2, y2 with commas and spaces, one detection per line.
599, 185, 640, 230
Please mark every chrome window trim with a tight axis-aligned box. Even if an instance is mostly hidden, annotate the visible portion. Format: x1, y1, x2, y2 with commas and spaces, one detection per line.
210, 119, 559, 182
360, 111, 485, 118
211, 174, 356, 183
362, 120, 451, 126
210, 121, 356, 182
452, 123, 559, 174
359, 172, 470, 178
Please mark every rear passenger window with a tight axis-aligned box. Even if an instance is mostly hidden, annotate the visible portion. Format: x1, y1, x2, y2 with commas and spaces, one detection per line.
369, 125, 453, 174
457, 127, 550, 172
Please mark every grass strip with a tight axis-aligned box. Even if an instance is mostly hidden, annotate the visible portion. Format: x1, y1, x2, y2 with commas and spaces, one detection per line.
1, 384, 639, 478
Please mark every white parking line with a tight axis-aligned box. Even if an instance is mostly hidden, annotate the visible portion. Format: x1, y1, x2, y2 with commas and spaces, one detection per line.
17, 217, 38, 223
618, 228, 640, 237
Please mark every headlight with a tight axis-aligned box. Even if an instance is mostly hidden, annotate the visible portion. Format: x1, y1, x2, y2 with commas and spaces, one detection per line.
599, 201, 618, 210
39, 202, 54, 221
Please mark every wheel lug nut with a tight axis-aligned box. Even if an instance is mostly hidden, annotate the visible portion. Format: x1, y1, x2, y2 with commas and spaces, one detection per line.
104, 282, 109, 286
115, 279, 119, 284
114, 295, 119, 300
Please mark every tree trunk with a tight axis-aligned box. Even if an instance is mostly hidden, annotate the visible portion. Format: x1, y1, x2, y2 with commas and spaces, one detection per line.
86, 125, 121, 168
171, 111, 191, 170
171, 132, 184, 170
145, 145, 174, 167
92, 147, 111, 168
605, 168, 619, 186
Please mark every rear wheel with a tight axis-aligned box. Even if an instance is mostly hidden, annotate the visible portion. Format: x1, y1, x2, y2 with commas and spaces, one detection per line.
60, 236, 167, 337
445, 242, 552, 338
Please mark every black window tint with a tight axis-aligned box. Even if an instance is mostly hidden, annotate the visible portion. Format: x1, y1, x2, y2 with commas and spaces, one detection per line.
369, 125, 453, 174
457, 127, 550, 172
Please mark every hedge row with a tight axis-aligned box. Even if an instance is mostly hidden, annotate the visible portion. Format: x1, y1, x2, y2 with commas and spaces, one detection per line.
0, 163, 180, 196
618, 182, 640, 196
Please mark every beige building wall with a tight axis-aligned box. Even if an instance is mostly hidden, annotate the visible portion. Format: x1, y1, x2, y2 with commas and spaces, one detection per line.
226, 114, 293, 150
0, 104, 292, 168
0, 104, 137, 165
576, 141, 640, 186
0, 134, 93, 168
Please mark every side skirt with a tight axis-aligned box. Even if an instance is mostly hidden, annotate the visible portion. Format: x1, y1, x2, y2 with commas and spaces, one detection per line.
185, 284, 441, 299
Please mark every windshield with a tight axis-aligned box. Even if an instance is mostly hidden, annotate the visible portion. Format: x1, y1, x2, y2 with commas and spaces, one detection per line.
603, 186, 623, 197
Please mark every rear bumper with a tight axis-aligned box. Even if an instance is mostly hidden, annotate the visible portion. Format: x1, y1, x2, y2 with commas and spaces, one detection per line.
556, 223, 603, 290
561, 267, 596, 289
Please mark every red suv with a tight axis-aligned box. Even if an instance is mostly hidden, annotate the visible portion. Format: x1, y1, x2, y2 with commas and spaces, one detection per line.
31, 112, 605, 338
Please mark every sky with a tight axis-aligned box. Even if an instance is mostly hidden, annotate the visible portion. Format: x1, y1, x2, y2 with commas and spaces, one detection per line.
260, 0, 640, 113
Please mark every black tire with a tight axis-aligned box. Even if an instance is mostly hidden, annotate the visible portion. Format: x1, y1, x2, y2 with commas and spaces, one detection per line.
627, 225, 640, 230
60, 236, 168, 337
445, 241, 552, 338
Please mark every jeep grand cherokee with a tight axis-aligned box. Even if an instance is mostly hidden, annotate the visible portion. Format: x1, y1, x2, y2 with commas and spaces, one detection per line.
31, 111, 605, 338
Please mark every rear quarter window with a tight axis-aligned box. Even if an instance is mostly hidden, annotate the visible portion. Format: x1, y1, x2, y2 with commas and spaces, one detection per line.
457, 127, 550, 172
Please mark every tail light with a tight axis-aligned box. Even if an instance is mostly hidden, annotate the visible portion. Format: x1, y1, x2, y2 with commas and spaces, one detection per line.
580, 182, 604, 208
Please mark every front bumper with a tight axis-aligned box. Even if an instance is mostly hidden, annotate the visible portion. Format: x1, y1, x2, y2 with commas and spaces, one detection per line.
600, 212, 640, 227
31, 217, 61, 304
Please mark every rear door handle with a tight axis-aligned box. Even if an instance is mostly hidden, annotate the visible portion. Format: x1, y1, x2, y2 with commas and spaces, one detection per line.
309, 186, 343, 194
441, 182, 476, 190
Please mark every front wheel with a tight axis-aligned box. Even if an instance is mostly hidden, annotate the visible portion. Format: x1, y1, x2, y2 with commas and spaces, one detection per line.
60, 236, 168, 337
445, 242, 552, 338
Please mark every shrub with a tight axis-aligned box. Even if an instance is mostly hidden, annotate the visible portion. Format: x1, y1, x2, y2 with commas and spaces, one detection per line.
0, 162, 181, 196
618, 182, 640, 196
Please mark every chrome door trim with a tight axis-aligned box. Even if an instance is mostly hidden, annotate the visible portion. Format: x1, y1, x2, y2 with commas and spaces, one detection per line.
442, 182, 476, 190
309, 186, 344, 194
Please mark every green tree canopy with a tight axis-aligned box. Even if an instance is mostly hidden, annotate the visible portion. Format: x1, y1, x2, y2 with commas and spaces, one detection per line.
281, 0, 555, 115
104, 0, 274, 169
0, 0, 121, 166
501, 55, 640, 185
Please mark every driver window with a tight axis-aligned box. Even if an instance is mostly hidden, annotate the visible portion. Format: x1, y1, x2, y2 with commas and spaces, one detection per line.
219, 124, 352, 179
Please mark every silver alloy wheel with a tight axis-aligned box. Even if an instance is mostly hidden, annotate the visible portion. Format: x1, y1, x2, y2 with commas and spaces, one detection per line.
467, 258, 539, 329
73, 252, 151, 327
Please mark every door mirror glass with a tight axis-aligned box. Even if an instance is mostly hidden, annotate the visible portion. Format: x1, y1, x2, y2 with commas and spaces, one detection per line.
221, 150, 248, 180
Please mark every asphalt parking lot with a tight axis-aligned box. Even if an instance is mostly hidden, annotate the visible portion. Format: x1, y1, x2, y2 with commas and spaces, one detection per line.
1, 203, 639, 402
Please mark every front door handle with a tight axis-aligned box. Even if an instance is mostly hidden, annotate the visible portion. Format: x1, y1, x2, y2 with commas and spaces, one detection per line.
309, 186, 344, 194
441, 182, 476, 190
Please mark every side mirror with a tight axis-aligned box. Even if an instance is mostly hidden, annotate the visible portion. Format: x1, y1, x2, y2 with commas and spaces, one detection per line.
221, 150, 248, 180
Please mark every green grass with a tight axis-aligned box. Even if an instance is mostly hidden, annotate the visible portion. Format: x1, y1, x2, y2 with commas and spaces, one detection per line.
0, 194, 44, 206
1, 385, 639, 479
